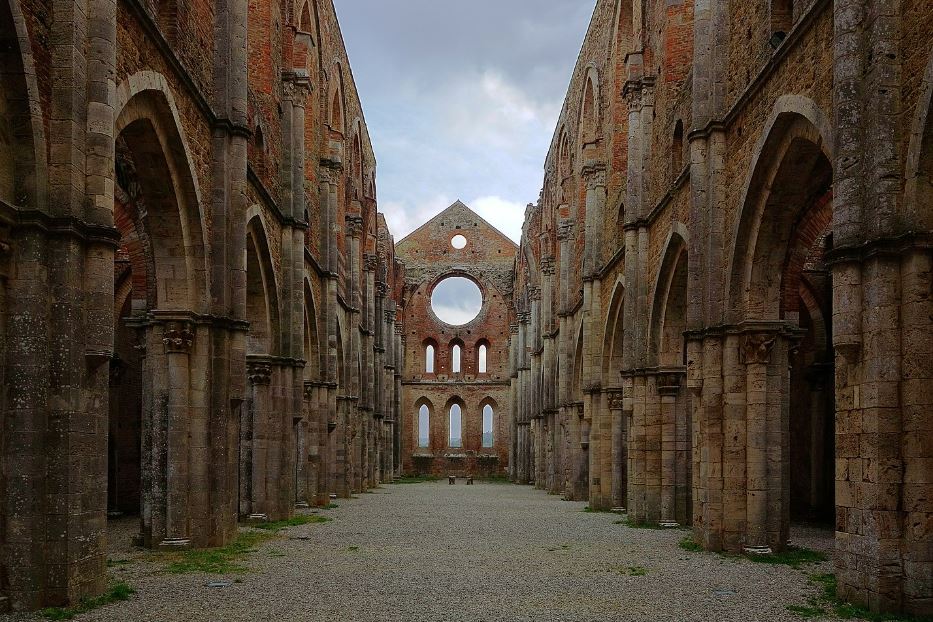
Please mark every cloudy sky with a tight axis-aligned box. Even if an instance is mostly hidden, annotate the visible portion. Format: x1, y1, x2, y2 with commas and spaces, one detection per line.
333, 1, 595, 243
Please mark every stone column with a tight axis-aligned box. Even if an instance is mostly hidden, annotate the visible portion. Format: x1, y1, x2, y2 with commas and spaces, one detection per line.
658, 373, 683, 527
246, 359, 272, 520
742, 333, 777, 554
161, 322, 195, 547
608, 391, 626, 510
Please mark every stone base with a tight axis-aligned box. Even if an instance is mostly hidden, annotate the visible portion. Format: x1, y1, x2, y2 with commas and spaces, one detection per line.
659, 520, 680, 528
158, 538, 191, 551
295, 501, 310, 508
246, 513, 269, 522
743, 545, 773, 555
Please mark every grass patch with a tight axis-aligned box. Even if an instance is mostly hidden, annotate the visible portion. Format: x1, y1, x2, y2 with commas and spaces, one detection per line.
321, 503, 339, 509
252, 514, 331, 532
162, 531, 274, 574
620, 516, 667, 529
746, 546, 827, 569
785, 574, 933, 622
391, 475, 439, 484
627, 566, 648, 576
347, 546, 359, 552
678, 536, 704, 552
41, 582, 134, 620
106, 558, 132, 568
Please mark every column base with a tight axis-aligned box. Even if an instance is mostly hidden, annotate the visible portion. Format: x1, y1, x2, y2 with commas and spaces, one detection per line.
659, 520, 680, 528
295, 501, 310, 508
158, 538, 191, 550
246, 513, 269, 522
611, 507, 627, 514
743, 545, 773, 555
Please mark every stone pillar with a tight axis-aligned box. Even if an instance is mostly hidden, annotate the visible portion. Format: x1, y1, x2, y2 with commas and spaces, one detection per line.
608, 391, 626, 510
160, 322, 194, 547
658, 373, 683, 527
741, 332, 777, 554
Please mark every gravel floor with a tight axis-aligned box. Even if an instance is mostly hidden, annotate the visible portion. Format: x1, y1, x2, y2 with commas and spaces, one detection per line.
6, 482, 858, 622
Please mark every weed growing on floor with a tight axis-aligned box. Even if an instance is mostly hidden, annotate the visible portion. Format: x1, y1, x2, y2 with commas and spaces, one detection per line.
391, 475, 439, 484
252, 514, 331, 532
785, 574, 933, 622
41, 582, 134, 620
620, 516, 667, 529
161, 531, 274, 574
106, 558, 132, 567
678, 536, 704, 552
347, 546, 359, 552
627, 566, 648, 576
746, 546, 826, 569
322, 503, 339, 509
582, 505, 616, 513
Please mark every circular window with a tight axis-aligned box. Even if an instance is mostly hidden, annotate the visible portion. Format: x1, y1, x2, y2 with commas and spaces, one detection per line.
451, 234, 467, 249
431, 276, 483, 326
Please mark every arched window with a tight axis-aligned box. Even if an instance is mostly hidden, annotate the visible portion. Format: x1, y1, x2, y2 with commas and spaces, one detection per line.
425, 344, 435, 373
331, 88, 343, 131
452, 344, 462, 373
478, 344, 488, 374
482, 404, 494, 448
449, 404, 462, 448
672, 120, 684, 175
418, 404, 430, 448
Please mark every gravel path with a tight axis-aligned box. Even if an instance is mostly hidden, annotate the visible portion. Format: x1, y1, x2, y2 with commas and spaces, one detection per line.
6, 482, 853, 622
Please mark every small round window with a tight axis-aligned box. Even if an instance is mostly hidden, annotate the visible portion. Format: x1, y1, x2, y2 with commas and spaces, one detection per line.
451, 234, 467, 249
431, 276, 483, 326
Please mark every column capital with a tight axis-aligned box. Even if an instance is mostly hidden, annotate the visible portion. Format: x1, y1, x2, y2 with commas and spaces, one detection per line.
363, 252, 380, 272
282, 72, 313, 101
740, 333, 777, 365
557, 218, 575, 241
582, 161, 607, 189
607, 390, 624, 410
248, 361, 273, 385
345, 214, 364, 238
162, 322, 194, 354
540, 256, 556, 276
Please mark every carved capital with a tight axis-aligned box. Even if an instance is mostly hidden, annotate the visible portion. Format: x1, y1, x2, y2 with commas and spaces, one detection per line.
582, 162, 607, 189
248, 361, 273, 385
741, 334, 777, 366
528, 286, 541, 302
282, 73, 313, 101
509, 323, 520, 335
383, 309, 396, 324
303, 382, 316, 399
607, 390, 624, 410
557, 218, 575, 241
162, 323, 194, 354
363, 252, 379, 272
345, 215, 364, 238
540, 256, 556, 276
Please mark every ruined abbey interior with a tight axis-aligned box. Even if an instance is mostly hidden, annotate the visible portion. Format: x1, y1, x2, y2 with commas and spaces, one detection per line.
0, 0, 931, 618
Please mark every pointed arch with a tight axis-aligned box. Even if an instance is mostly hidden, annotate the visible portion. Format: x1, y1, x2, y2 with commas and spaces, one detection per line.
414, 397, 433, 449
445, 396, 465, 449
725, 96, 833, 321
648, 226, 689, 367
905, 49, 933, 231
0, 0, 47, 210
115, 72, 208, 312
602, 276, 626, 375
578, 66, 601, 149
245, 209, 281, 355
303, 276, 321, 381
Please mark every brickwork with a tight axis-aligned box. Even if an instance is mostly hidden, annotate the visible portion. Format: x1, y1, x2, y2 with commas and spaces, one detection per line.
511, 0, 933, 617
0, 0, 403, 612
396, 202, 516, 477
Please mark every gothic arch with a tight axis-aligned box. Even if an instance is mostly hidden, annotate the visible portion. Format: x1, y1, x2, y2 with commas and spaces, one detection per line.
0, 0, 46, 210
578, 66, 601, 148
905, 49, 933, 231
245, 210, 281, 356
648, 226, 688, 367
303, 277, 321, 381
602, 276, 625, 376
115, 72, 208, 312
726, 97, 833, 321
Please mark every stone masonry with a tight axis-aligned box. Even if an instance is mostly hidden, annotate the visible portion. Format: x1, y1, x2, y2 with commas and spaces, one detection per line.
0, 0, 930, 618
510, 0, 933, 617
0, 0, 403, 611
